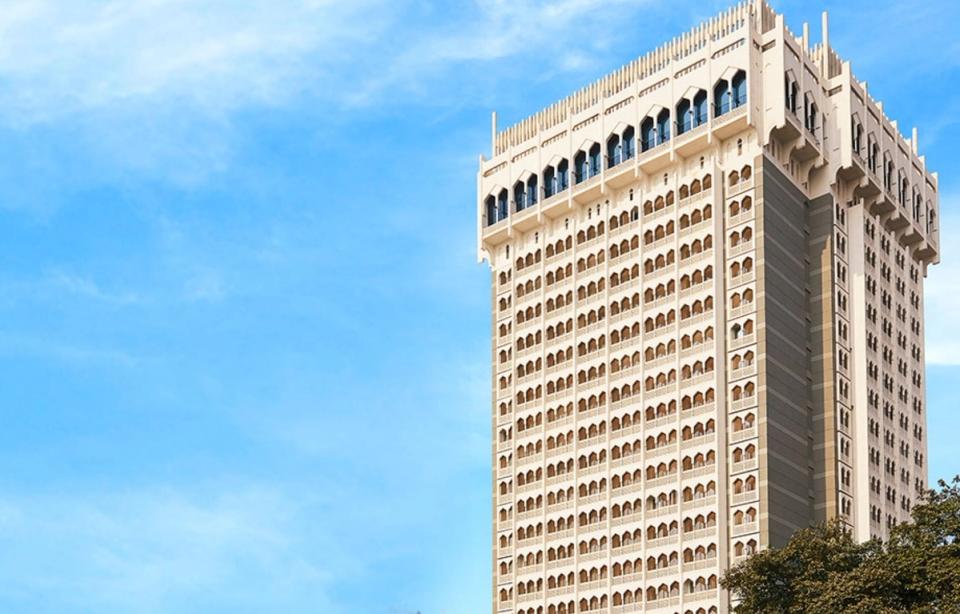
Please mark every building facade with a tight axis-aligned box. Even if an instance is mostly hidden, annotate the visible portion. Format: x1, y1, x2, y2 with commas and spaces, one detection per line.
477, 2, 940, 613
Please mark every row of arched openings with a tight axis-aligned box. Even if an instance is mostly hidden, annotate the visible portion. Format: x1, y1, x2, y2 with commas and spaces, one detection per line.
485, 71, 747, 226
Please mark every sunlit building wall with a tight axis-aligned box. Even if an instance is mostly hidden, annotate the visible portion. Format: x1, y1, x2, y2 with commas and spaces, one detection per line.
477, 2, 939, 612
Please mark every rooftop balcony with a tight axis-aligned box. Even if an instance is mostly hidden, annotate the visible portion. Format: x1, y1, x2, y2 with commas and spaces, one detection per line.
480, 93, 749, 250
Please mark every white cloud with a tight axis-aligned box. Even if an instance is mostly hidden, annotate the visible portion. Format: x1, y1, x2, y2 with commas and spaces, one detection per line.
342, 0, 651, 106
0, 0, 386, 123
0, 0, 391, 187
0, 0, 658, 187
0, 0, 646, 123
0, 0, 616, 125
0, 487, 335, 611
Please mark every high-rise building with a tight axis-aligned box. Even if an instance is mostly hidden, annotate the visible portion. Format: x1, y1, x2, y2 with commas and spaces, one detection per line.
477, 2, 940, 613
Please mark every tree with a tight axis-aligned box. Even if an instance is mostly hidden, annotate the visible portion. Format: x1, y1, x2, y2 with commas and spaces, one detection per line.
721, 477, 960, 613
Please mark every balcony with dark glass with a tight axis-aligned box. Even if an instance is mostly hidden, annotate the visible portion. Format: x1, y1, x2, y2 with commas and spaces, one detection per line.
713, 71, 749, 139
774, 75, 802, 142
605, 127, 637, 188
512, 175, 540, 232
675, 91, 709, 157
840, 118, 868, 184
638, 110, 673, 173
482, 188, 511, 244
540, 159, 570, 220
485, 190, 509, 227
573, 143, 603, 203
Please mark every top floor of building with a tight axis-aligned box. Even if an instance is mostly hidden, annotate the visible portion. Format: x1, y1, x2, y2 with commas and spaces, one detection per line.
476, 0, 939, 267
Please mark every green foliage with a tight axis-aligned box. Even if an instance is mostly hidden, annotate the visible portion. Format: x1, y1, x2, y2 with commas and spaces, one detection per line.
721, 477, 960, 613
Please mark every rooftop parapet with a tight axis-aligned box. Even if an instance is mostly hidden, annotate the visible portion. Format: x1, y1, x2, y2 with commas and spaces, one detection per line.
491, 1, 760, 157
487, 0, 931, 182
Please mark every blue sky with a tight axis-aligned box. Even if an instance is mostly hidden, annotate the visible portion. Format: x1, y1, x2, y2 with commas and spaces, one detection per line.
0, 1, 957, 612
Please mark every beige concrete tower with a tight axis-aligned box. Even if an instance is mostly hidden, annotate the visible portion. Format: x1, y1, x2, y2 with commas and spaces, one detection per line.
477, 2, 939, 613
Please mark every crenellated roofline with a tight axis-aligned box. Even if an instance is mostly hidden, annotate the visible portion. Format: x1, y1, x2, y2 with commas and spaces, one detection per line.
489, 0, 930, 176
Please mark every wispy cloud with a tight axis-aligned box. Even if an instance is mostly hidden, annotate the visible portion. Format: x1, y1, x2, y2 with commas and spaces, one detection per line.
342, 0, 654, 107
0, 0, 659, 189
0, 0, 391, 186
0, 0, 646, 122
0, 486, 335, 612
7, 2, 956, 612
0, 0, 386, 122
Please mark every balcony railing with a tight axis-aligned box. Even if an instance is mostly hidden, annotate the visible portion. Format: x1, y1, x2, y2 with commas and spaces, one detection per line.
731, 426, 757, 443
542, 173, 570, 200
487, 203, 509, 226
574, 165, 600, 185
731, 489, 759, 506
715, 98, 746, 118
512, 194, 537, 214
731, 458, 758, 474
677, 113, 708, 135
606, 147, 636, 169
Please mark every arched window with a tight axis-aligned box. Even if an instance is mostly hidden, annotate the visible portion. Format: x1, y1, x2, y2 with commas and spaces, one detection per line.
804, 93, 818, 135
607, 134, 622, 167
785, 74, 799, 113
714, 79, 730, 116
693, 90, 708, 126
657, 109, 671, 144
575, 150, 588, 183
641, 117, 656, 152
543, 165, 556, 198
623, 126, 636, 160
732, 70, 747, 108
526, 174, 538, 207
589, 143, 601, 177
852, 117, 863, 155
731, 323, 742, 339
514, 180, 527, 212
488, 189, 508, 225
677, 98, 692, 135
557, 159, 569, 191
